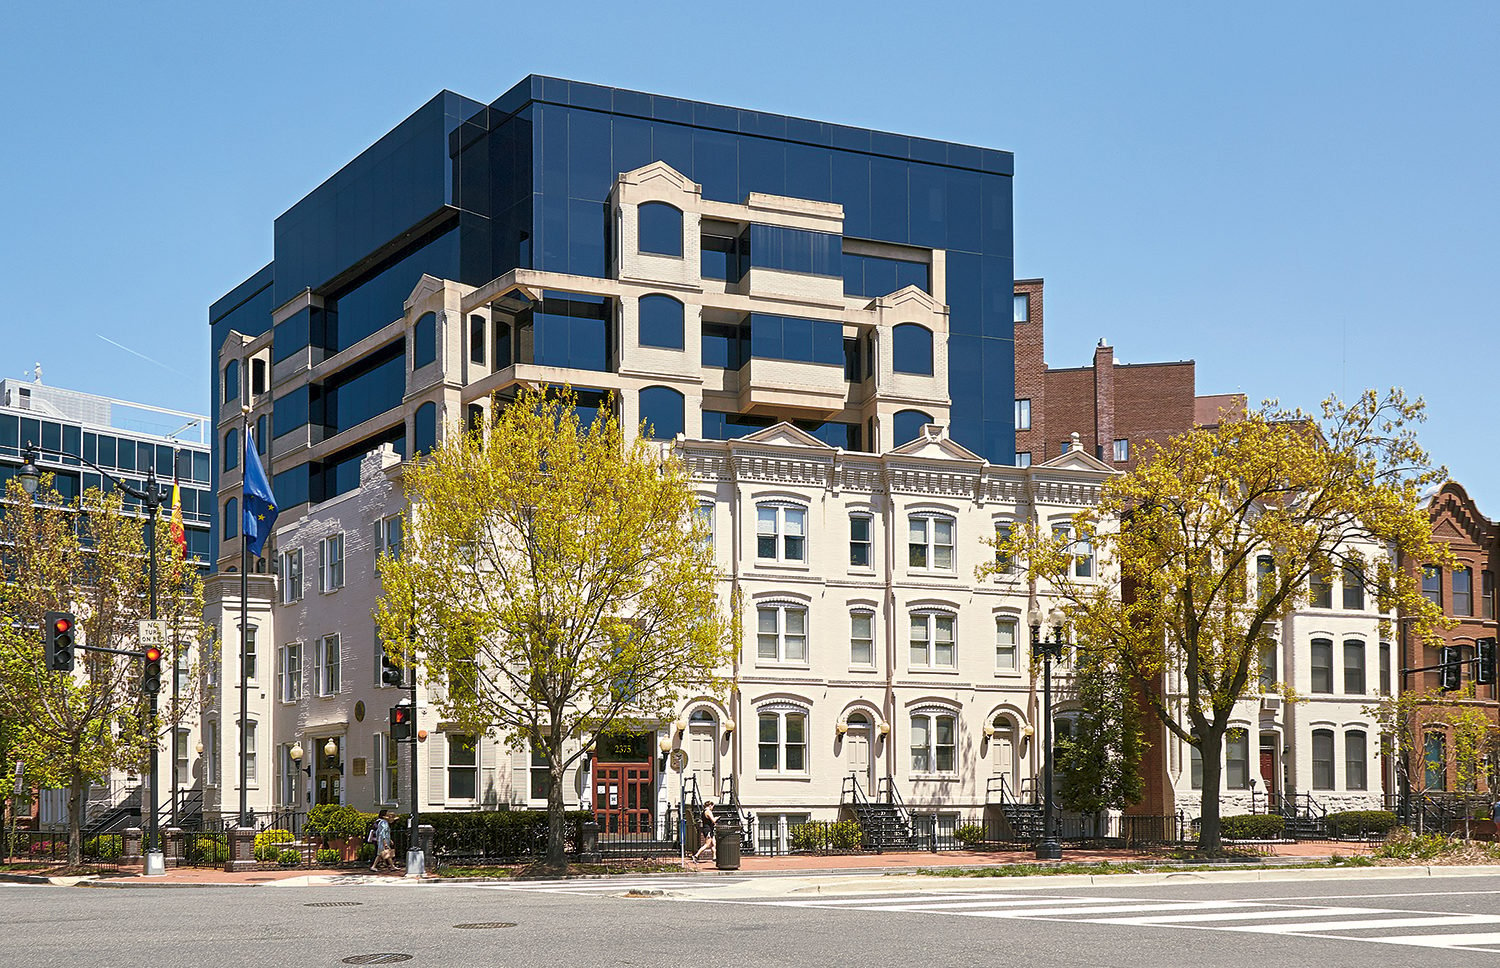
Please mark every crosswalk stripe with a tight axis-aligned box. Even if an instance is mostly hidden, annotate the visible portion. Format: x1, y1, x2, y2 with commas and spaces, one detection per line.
1359, 932, 1500, 950
967, 900, 1249, 919
1093, 906, 1390, 925
1230, 914, 1500, 934
874, 897, 1178, 913
768, 894, 1017, 908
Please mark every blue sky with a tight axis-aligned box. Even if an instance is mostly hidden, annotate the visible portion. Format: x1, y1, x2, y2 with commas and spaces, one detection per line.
2, 2, 1495, 503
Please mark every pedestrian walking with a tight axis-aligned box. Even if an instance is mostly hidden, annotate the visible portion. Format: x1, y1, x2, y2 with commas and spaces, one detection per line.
692, 799, 716, 863
371, 809, 397, 872
1492, 799, 1500, 826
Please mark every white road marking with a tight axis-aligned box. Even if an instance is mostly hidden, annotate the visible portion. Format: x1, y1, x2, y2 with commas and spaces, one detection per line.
1230, 914, 1500, 933
1092, 906, 1392, 925
1359, 931, 1500, 950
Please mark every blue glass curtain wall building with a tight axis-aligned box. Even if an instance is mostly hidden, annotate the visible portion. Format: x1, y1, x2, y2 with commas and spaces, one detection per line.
210, 75, 1014, 557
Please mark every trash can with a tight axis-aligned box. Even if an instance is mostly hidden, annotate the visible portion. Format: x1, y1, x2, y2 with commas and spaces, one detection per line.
714, 821, 742, 870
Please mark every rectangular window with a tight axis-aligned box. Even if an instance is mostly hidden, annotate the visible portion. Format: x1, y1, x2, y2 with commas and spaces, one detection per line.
279, 744, 300, 806
1346, 731, 1367, 791
1014, 452, 1031, 468
447, 735, 478, 800
850, 611, 874, 667
908, 515, 955, 571
206, 721, 220, 786
1112, 438, 1129, 463
1258, 641, 1277, 690
243, 720, 258, 786
174, 728, 190, 789
849, 514, 872, 568
1485, 571, 1495, 619
1342, 564, 1365, 610
1014, 399, 1031, 431
994, 523, 1014, 574
1190, 745, 1203, 790
757, 712, 806, 773
1453, 567, 1473, 616
911, 713, 957, 774
1424, 731, 1446, 791
1310, 640, 1333, 693
243, 628, 257, 683
373, 733, 399, 804
319, 534, 345, 593
530, 744, 551, 801
1343, 640, 1366, 694
1013, 293, 1029, 323
470, 315, 486, 364
1309, 564, 1333, 609
995, 618, 1018, 671
280, 548, 303, 604
1422, 565, 1442, 605
1379, 642, 1391, 695
278, 643, 302, 702
251, 358, 267, 396
693, 502, 714, 554
756, 505, 806, 563
1312, 730, 1335, 790
317, 634, 340, 696
1054, 525, 1093, 578
910, 613, 956, 668
1225, 731, 1250, 789
757, 605, 808, 664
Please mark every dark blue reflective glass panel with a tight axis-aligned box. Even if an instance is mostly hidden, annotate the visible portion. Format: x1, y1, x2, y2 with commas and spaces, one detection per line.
638, 202, 683, 256
638, 295, 685, 349
748, 313, 843, 366
321, 342, 406, 434
894, 409, 933, 446
892, 324, 934, 375
273, 465, 310, 510
748, 225, 840, 277
273, 386, 311, 438
639, 386, 685, 440
328, 227, 458, 354
702, 411, 861, 450
842, 251, 930, 297
223, 360, 239, 403
413, 313, 437, 368
521, 292, 611, 371
700, 231, 746, 282
223, 429, 239, 471
412, 402, 437, 456
701, 321, 749, 369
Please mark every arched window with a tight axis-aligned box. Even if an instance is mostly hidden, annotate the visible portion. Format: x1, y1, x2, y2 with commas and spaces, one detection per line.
638, 295, 685, 350
892, 323, 933, 375
223, 359, 240, 404
223, 429, 239, 471
224, 498, 239, 540
413, 312, 437, 369
893, 409, 932, 446
1310, 639, 1334, 693
638, 386, 684, 441
638, 202, 683, 256
909, 610, 956, 668
412, 402, 437, 456
910, 709, 957, 774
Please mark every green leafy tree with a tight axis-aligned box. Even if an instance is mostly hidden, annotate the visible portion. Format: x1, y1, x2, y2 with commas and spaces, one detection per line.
988, 391, 1449, 854
1054, 648, 1145, 823
377, 386, 732, 868
0, 477, 204, 865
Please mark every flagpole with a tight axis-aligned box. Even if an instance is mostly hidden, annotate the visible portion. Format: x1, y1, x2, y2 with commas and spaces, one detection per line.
170, 453, 180, 828
239, 406, 250, 831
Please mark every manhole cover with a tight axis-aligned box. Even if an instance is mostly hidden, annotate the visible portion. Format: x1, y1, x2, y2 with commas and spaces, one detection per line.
306, 901, 364, 907
342, 956, 412, 966
453, 922, 517, 929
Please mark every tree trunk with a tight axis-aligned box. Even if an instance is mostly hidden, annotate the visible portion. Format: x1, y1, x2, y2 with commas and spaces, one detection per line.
67, 771, 83, 868
1197, 730, 1225, 855
545, 758, 566, 870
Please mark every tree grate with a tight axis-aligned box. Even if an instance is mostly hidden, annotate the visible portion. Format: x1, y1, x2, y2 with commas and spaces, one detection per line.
342, 956, 413, 965
306, 901, 364, 907
453, 922, 517, 929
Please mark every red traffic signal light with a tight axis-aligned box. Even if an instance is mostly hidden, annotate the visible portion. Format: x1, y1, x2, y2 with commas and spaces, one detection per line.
141, 646, 164, 695
53, 617, 72, 634
390, 703, 414, 740
44, 611, 76, 672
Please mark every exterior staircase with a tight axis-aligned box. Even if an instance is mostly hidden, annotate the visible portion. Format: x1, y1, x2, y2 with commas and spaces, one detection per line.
716, 778, 756, 854
986, 775, 1042, 840
1271, 791, 1327, 838
841, 775, 920, 850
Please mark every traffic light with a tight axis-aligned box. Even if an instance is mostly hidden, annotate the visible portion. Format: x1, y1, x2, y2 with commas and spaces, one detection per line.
390, 703, 414, 741
43, 611, 75, 672
380, 654, 406, 687
1439, 645, 1462, 691
141, 646, 164, 695
1477, 639, 1497, 686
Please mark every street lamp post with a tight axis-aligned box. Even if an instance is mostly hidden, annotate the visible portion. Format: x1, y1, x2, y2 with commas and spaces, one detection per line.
19, 441, 166, 874
1028, 603, 1066, 861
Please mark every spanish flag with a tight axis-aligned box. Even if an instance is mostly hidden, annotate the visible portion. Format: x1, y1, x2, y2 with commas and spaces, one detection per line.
169, 472, 187, 559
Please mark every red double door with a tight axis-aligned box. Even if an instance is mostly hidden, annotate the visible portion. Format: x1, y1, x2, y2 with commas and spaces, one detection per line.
593, 761, 654, 835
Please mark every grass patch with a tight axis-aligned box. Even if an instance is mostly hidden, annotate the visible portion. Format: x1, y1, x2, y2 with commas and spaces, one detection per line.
435, 859, 688, 880
912, 856, 1379, 878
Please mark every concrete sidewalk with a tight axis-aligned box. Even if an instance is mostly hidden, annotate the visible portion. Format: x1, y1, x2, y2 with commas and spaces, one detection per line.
0, 839, 1376, 888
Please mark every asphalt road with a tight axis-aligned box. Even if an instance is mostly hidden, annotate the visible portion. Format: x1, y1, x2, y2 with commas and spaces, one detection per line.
2, 870, 1499, 967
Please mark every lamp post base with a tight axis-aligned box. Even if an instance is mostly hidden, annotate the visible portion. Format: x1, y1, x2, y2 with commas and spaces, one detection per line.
1034, 840, 1062, 861
404, 849, 425, 878
144, 850, 166, 876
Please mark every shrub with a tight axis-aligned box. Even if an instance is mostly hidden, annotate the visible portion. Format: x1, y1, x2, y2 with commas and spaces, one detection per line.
1325, 810, 1399, 838
1219, 814, 1285, 840
277, 847, 301, 867
306, 804, 375, 839
254, 828, 295, 861
955, 824, 986, 848
397, 809, 595, 860
788, 820, 863, 852
187, 836, 229, 864
314, 848, 340, 866
82, 835, 123, 860
1372, 828, 1460, 860
358, 843, 377, 865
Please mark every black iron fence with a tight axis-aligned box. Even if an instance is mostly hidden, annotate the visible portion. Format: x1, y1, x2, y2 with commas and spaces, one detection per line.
2, 829, 128, 874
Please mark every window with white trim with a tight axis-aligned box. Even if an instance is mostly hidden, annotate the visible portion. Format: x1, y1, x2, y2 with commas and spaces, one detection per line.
995, 617, 1018, 671
910, 711, 957, 774
319, 533, 345, 592
1053, 524, 1093, 578
243, 628, 257, 683
1014, 399, 1031, 431
278, 642, 302, 702
243, 720, 258, 786
849, 513, 872, 568
205, 720, 220, 786
909, 612, 956, 669
375, 732, 399, 804
693, 501, 714, 553
908, 514, 955, 571
850, 610, 875, 667
279, 548, 302, 603
447, 734, 478, 800
757, 604, 808, 664
756, 504, 807, 563
994, 523, 1014, 575
1346, 729, 1368, 791
376, 516, 402, 563
1112, 438, 1128, 463
315, 634, 340, 696
757, 709, 807, 773
278, 743, 300, 806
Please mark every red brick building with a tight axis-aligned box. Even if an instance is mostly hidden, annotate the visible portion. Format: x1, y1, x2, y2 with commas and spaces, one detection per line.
1399, 481, 1500, 803
1012, 278, 1241, 470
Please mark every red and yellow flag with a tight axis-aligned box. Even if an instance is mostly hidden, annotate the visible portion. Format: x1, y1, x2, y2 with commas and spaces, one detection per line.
169, 475, 187, 559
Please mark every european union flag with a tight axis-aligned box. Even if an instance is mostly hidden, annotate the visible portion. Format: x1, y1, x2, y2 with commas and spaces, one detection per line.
243, 429, 278, 557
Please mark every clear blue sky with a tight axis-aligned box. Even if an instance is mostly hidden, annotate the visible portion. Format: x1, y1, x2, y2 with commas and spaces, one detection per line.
3, 2, 1495, 502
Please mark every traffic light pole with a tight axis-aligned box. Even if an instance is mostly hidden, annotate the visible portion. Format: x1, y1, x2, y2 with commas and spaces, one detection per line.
407, 667, 420, 876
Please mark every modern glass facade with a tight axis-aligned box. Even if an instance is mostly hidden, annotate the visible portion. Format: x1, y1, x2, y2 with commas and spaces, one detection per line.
209, 75, 1014, 558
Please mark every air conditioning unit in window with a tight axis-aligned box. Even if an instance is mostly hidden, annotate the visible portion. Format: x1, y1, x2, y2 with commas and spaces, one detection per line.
1260, 696, 1282, 712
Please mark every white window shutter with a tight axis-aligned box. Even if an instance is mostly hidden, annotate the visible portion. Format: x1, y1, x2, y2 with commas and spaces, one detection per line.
427, 732, 446, 807
480, 737, 499, 807
510, 748, 529, 804
313, 639, 323, 696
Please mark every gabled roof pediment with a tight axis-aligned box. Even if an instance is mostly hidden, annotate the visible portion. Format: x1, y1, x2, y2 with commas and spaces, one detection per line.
888, 425, 984, 463
404, 273, 446, 309
1038, 447, 1114, 473
733, 422, 836, 451
618, 161, 701, 195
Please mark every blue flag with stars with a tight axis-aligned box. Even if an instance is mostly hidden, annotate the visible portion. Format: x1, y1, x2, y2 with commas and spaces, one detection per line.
243, 429, 278, 557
